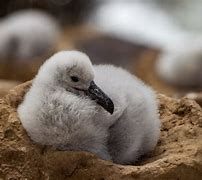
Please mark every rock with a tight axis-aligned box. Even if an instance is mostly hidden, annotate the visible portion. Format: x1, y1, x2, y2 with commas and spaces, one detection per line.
0, 82, 202, 179
0, 80, 20, 98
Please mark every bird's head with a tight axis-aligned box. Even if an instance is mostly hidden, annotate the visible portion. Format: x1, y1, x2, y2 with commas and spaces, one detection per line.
36, 51, 114, 114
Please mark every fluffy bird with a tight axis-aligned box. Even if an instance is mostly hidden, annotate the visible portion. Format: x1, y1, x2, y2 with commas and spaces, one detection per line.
156, 42, 202, 87
0, 10, 60, 60
18, 51, 160, 165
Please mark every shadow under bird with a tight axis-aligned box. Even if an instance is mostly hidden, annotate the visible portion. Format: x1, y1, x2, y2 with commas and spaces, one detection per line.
18, 51, 160, 165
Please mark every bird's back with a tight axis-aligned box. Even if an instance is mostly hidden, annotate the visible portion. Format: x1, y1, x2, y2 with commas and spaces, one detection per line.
94, 65, 160, 164
93, 64, 156, 108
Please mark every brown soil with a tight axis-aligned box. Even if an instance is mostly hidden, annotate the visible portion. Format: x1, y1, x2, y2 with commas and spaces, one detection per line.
186, 92, 202, 107
0, 46, 57, 82
0, 80, 20, 98
0, 82, 202, 180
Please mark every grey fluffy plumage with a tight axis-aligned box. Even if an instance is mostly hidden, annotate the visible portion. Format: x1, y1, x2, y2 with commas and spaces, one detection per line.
18, 51, 160, 165
0, 10, 60, 60
156, 41, 202, 87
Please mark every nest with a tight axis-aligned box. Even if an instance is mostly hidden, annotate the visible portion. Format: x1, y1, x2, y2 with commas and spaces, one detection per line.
0, 82, 202, 179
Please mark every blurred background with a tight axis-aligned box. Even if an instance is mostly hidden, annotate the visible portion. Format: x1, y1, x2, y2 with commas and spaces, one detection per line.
0, 0, 202, 105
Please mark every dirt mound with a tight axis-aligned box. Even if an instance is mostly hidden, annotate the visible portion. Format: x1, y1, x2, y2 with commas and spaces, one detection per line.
0, 80, 20, 98
0, 82, 202, 179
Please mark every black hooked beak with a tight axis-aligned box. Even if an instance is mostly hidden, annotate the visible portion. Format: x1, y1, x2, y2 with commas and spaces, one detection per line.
85, 81, 114, 114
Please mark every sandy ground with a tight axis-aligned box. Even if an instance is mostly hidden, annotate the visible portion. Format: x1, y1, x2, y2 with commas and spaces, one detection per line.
0, 81, 202, 179
0, 80, 19, 98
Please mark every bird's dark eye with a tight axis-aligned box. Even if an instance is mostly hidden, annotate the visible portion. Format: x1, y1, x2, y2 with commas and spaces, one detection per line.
70, 76, 79, 82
